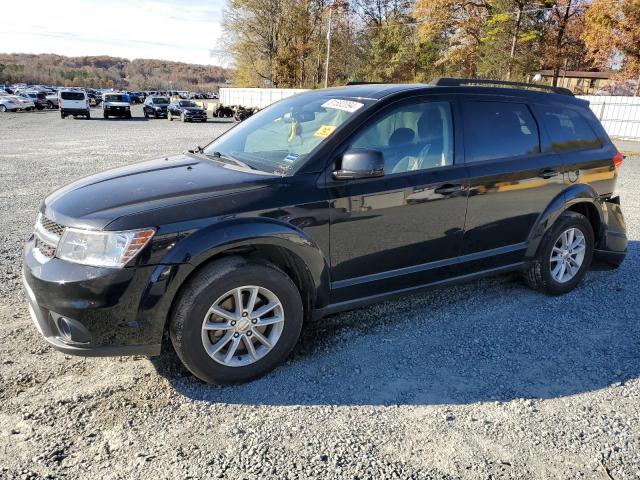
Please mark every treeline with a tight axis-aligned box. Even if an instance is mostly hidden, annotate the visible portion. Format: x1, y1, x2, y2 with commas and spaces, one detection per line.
0, 54, 232, 90
224, 0, 640, 88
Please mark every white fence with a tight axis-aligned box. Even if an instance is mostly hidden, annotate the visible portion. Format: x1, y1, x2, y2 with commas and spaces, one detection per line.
578, 95, 640, 140
218, 89, 640, 141
219, 88, 308, 109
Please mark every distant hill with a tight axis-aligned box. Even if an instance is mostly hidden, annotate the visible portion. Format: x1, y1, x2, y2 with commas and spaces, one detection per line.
0, 53, 231, 90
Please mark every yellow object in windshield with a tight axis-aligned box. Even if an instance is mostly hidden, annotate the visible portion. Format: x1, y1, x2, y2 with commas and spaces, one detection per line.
313, 125, 337, 138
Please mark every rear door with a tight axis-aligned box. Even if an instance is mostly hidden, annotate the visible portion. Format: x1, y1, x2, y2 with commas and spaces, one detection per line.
60, 91, 86, 110
460, 97, 565, 270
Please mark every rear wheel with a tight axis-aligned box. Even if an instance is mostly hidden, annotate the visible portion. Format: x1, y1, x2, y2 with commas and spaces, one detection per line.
0, 105, 6, 113
170, 257, 303, 384
524, 211, 594, 295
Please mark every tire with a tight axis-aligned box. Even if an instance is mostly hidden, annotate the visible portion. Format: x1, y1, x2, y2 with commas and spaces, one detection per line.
60, 112, 66, 119
46, 101, 54, 109
103, 113, 108, 119
170, 257, 303, 384
126, 112, 132, 119
86, 112, 91, 119
524, 211, 594, 295
0, 105, 6, 112
144, 111, 148, 118
181, 113, 186, 122
168, 112, 173, 121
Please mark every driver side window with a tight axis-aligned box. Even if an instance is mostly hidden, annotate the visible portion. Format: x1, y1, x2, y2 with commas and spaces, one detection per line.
351, 101, 453, 174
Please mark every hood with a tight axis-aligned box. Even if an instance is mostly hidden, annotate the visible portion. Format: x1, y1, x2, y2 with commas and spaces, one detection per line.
182, 107, 204, 112
43, 153, 278, 230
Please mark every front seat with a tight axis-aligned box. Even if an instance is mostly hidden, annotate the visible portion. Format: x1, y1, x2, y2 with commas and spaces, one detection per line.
385, 127, 415, 171
393, 109, 445, 173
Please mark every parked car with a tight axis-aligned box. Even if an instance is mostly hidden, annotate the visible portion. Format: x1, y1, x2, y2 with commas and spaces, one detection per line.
0, 95, 20, 112
19, 91, 48, 110
143, 96, 170, 118
0, 92, 35, 111
22, 79, 627, 385
59, 89, 90, 119
168, 100, 207, 122
45, 92, 59, 109
102, 92, 131, 119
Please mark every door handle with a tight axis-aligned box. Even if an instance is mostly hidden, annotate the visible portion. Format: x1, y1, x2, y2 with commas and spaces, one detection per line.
434, 184, 464, 195
538, 169, 559, 179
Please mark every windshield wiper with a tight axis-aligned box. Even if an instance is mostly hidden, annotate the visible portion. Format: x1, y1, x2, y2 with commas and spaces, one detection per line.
206, 151, 256, 170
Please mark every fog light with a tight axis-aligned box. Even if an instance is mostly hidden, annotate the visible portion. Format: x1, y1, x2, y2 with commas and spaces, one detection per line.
51, 313, 91, 345
56, 316, 72, 339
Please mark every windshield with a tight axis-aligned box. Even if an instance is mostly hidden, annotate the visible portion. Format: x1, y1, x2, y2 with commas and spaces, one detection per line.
204, 95, 371, 175
152, 97, 169, 104
105, 94, 127, 102
179, 100, 197, 107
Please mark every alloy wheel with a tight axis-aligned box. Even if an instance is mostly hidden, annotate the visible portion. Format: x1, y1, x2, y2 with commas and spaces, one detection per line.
201, 286, 285, 367
549, 227, 586, 283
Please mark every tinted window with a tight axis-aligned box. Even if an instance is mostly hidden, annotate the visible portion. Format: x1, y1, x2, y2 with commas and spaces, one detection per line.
463, 101, 540, 162
351, 101, 454, 174
61, 91, 85, 100
538, 106, 601, 151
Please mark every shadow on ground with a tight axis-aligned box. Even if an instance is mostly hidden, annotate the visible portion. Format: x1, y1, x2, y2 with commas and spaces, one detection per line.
151, 242, 640, 407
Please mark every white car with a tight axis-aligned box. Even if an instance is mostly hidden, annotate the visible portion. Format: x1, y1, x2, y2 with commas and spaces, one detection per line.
0, 95, 20, 112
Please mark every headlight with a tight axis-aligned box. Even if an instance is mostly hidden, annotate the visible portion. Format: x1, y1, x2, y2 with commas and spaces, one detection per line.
57, 227, 155, 268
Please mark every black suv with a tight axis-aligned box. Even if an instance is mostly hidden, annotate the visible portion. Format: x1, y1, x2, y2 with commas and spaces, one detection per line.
168, 100, 208, 122
23, 79, 627, 384
143, 96, 170, 118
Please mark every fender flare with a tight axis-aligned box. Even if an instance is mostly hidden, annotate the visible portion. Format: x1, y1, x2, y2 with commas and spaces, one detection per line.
525, 183, 604, 258
139, 218, 331, 341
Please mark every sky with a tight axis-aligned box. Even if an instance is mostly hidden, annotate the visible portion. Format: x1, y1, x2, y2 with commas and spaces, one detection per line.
0, 0, 229, 66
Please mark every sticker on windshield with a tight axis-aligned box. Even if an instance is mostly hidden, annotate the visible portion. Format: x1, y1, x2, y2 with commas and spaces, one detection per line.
284, 152, 299, 163
314, 125, 337, 138
321, 99, 364, 113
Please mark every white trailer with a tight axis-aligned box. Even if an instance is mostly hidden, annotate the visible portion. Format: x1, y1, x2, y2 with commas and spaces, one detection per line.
219, 88, 309, 109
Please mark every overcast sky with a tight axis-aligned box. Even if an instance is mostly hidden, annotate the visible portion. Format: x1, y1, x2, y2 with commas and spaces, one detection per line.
0, 0, 229, 66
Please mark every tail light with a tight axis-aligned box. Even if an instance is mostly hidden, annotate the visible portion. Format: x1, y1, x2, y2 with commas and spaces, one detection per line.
613, 151, 624, 170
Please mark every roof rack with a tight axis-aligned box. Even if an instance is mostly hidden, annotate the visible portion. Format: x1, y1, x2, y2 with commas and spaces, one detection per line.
429, 77, 574, 96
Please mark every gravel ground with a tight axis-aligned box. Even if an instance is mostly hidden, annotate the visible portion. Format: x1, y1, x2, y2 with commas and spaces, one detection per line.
0, 107, 639, 480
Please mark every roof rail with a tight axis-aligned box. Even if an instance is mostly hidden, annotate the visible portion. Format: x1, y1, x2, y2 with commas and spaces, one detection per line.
429, 77, 574, 96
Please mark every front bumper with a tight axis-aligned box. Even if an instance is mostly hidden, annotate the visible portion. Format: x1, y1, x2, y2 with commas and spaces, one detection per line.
105, 106, 130, 116
22, 236, 162, 356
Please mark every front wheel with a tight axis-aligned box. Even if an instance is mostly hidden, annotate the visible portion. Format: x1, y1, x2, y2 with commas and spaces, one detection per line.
524, 211, 594, 295
0, 105, 6, 113
170, 257, 303, 384
103, 112, 108, 119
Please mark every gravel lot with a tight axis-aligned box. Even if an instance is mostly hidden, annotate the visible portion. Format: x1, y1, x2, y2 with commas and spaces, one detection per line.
0, 106, 639, 480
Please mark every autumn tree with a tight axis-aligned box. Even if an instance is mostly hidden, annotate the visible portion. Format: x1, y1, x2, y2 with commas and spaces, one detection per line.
583, 0, 640, 86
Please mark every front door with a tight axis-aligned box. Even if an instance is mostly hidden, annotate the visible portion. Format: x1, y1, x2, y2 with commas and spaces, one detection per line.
327, 97, 469, 304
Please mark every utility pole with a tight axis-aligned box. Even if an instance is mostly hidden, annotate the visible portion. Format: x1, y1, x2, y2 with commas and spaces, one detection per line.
324, 3, 333, 88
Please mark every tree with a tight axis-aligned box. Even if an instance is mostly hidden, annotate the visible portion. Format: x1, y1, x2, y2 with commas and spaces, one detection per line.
583, 0, 640, 85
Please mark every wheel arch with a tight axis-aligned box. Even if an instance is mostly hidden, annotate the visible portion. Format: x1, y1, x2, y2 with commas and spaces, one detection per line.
143, 218, 331, 345
526, 183, 604, 258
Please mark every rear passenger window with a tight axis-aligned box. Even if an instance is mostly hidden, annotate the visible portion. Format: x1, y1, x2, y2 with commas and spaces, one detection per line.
463, 101, 540, 162
538, 106, 601, 152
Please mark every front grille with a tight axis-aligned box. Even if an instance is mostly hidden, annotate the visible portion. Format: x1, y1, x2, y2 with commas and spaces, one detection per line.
34, 215, 65, 260
41, 217, 65, 237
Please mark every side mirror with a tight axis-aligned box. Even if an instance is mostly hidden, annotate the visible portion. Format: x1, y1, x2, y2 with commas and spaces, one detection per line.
333, 149, 385, 180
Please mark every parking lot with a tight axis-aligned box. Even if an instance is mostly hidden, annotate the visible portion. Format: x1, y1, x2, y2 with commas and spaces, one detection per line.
1, 106, 639, 479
